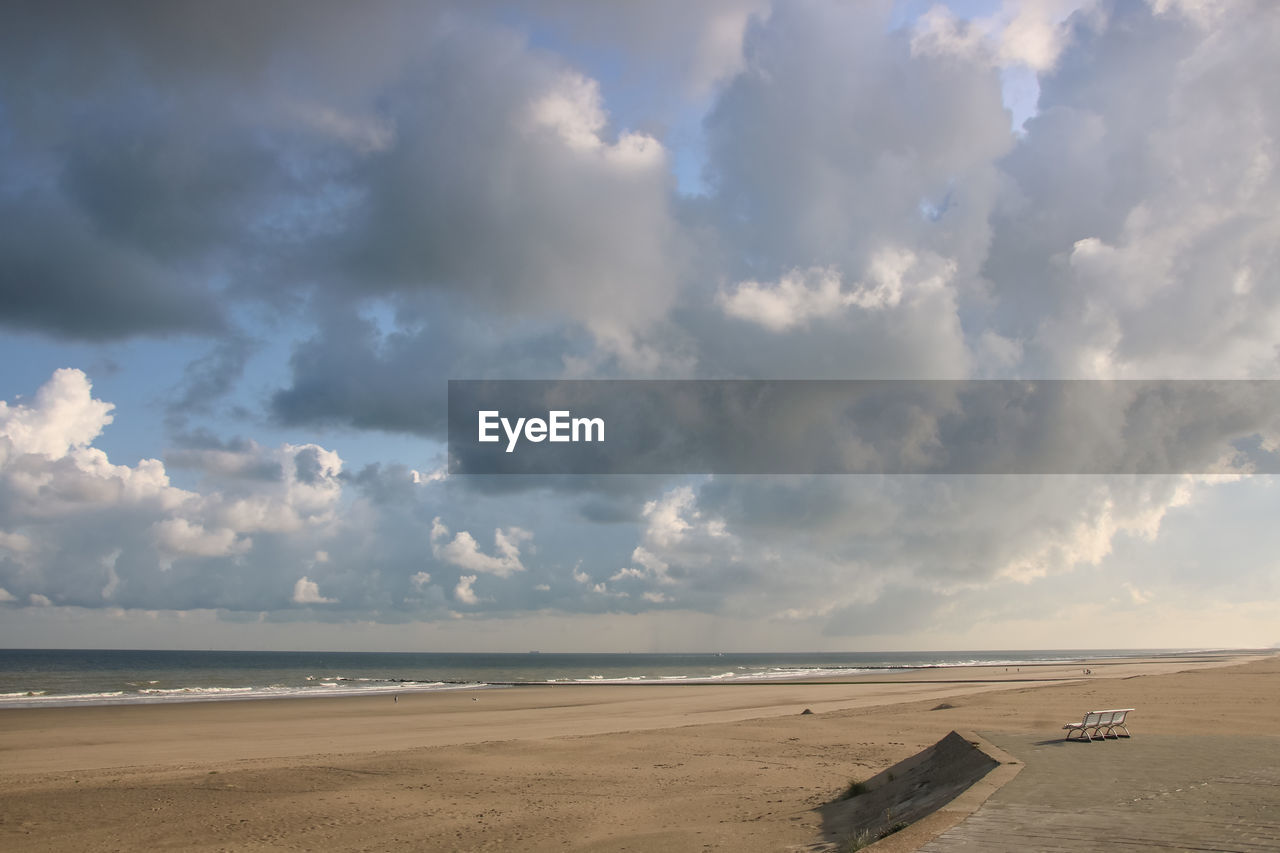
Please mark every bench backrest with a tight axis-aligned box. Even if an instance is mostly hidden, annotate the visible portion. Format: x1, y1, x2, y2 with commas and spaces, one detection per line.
1085, 708, 1133, 726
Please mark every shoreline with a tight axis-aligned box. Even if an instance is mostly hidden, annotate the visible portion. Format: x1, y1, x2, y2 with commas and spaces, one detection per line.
2, 651, 1275, 850
0, 647, 1258, 711
0, 652, 1261, 775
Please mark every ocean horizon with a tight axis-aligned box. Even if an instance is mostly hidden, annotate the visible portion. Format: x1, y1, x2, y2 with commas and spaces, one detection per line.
0, 647, 1241, 710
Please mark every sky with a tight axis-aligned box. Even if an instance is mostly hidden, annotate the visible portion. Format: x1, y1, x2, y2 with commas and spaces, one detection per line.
1, 0, 1278, 652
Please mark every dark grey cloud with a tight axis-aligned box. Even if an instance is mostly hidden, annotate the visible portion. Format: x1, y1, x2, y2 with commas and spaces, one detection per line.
164, 451, 284, 484
166, 336, 260, 426
169, 430, 261, 453
0, 194, 227, 339
165, 432, 286, 482
0, 1, 435, 339
345, 463, 421, 506
4, 0, 691, 354
269, 303, 596, 437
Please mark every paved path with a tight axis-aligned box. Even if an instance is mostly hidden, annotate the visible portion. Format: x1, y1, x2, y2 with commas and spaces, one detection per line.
917, 733, 1280, 852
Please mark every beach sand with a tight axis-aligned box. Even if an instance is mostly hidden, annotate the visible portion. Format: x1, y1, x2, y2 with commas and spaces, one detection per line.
1, 652, 1275, 851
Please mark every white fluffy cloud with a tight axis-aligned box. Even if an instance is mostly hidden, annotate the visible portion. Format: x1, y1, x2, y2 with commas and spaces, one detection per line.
640, 487, 697, 549
0, 370, 354, 611
0, 371, 194, 522
718, 250, 956, 332
0, 368, 114, 459
528, 72, 665, 171
912, 0, 1094, 71
430, 517, 531, 578
454, 574, 480, 606
603, 485, 739, 603
292, 576, 336, 605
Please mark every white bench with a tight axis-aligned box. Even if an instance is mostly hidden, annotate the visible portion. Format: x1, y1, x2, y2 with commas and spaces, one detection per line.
1063, 708, 1133, 741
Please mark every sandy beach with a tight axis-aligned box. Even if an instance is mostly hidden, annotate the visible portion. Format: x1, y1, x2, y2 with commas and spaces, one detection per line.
1, 652, 1275, 851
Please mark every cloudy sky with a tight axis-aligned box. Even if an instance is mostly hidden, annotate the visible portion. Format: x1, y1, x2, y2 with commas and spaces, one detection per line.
2, 0, 1278, 652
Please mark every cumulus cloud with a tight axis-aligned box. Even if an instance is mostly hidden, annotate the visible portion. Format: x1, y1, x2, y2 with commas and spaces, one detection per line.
718, 251, 956, 332
527, 71, 664, 169
0, 370, 193, 522
0, 368, 115, 459
430, 517, 532, 578
630, 547, 673, 583
152, 518, 250, 560
661, 470, 1229, 634
0, 370, 355, 611
577, 484, 743, 608
985, 0, 1280, 378
307, 22, 685, 376
640, 487, 697, 549
454, 574, 480, 606
993, 0, 1095, 70
292, 576, 336, 605
912, 0, 1093, 72
0, 531, 32, 553
718, 267, 849, 332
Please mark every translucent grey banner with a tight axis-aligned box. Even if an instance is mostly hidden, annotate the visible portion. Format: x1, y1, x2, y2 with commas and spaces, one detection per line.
447, 380, 1280, 475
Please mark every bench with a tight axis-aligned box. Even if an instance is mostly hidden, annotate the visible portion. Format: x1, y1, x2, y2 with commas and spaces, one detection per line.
1063, 708, 1133, 741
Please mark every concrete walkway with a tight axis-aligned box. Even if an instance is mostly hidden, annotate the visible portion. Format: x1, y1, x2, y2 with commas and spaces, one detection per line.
916, 733, 1280, 852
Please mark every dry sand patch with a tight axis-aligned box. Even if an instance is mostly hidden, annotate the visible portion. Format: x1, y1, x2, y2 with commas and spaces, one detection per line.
1, 652, 1274, 851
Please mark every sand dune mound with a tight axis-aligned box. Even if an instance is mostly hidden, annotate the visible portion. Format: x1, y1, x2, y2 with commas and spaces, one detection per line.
805, 730, 1005, 851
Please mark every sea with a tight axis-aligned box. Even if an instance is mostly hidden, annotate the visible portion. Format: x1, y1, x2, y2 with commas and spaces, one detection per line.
0, 648, 1217, 709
